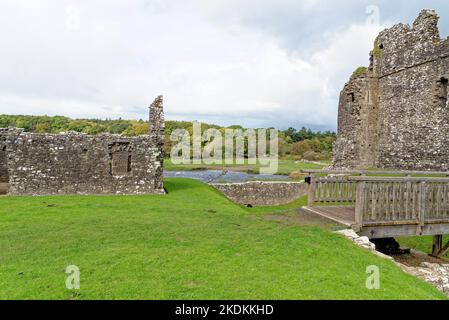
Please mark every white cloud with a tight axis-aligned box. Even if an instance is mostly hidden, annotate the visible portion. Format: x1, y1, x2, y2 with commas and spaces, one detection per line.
0, 0, 441, 129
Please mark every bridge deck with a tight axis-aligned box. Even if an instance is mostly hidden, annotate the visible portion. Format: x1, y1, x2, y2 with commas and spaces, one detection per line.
301, 206, 355, 227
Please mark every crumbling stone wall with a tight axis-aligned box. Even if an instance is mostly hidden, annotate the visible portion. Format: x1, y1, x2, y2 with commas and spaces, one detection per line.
0, 143, 7, 182
0, 134, 8, 194
333, 10, 449, 170
211, 181, 308, 206
0, 96, 165, 196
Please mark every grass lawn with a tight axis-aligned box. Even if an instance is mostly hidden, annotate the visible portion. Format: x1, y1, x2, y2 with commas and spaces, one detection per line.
0, 178, 445, 299
164, 158, 328, 175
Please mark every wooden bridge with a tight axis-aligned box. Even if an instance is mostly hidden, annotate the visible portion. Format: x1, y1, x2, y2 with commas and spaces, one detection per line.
302, 170, 449, 257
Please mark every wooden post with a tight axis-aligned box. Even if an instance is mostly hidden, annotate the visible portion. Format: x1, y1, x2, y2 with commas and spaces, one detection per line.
418, 181, 427, 235
431, 235, 443, 257
308, 173, 315, 207
354, 181, 365, 232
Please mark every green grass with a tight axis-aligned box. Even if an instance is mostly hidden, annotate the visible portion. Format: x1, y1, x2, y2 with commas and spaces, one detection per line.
164, 158, 328, 176
0, 178, 445, 299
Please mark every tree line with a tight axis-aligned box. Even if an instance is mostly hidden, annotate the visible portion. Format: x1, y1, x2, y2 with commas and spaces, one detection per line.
0, 115, 336, 160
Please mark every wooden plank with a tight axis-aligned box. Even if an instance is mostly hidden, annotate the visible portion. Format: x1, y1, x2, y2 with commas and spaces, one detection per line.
354, 181, 365, 231
301, 206, 355, 227
350, 176, 449, 182
434, 184, 439, 218
418, 181, 426, 235
360, 224, 422, 239
362, 220, 420, 227
431, 235, 443, 257
319, 180, 324, 202
392, 182, 398, 221
371, 183, 377, 221
361, 223, 449, 239
301, 169, 449, 176
434, 240, 449, 258
441, 184, 449, 216
307, 173, 315, 207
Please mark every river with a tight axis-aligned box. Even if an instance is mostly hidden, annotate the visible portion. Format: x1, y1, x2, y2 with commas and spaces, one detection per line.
163, 170, 291, 183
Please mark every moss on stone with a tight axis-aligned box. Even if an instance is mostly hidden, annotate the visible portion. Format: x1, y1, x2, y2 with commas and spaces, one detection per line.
373, 37, 382, 58
352, 66, 367, 78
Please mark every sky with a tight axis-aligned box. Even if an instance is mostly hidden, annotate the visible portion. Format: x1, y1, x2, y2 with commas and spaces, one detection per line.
0, 1, 448, 131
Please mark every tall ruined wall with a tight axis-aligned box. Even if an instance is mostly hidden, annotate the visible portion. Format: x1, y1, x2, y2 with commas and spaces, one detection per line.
149, 95, 165, 184
0, 96, 165, 196
333, 74, 379, 168
333, 10, 449, 170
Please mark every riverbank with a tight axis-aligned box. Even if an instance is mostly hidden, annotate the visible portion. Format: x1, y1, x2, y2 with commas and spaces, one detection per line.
164, 158, 329, 176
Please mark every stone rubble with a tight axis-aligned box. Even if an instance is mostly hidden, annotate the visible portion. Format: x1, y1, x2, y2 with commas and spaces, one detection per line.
397, 260, 449, 295
336, 229, 377, 252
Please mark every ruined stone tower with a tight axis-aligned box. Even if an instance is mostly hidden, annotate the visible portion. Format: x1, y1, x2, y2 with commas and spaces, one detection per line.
333, 10, 449, 170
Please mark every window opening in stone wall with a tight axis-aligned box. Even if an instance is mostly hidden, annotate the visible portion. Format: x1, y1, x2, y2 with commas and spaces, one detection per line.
348, 93, 355, 103
438, 77, 448, 106
108, 142, 132, 176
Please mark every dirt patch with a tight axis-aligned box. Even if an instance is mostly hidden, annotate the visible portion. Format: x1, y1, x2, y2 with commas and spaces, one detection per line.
264, 210, 345, 230
393, 250, 449, 268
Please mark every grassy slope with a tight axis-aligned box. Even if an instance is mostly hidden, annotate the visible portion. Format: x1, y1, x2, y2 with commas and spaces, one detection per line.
0, 179, 445, 300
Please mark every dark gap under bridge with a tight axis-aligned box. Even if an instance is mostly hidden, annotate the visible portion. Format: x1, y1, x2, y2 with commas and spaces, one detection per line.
301, 169, 449, 258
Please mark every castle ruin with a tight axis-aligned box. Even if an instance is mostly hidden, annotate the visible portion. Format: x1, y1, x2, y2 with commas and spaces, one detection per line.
0, 96, 165, 196
333, 10, 449, 170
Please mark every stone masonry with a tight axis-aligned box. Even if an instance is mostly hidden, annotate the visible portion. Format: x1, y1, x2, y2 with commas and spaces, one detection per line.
211, 181, 308, 206
0, 96, 165, 196
333, 10, 449, 170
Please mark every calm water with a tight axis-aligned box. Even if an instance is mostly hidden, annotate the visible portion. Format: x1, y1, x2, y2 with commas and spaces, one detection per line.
163, 170, 290, 183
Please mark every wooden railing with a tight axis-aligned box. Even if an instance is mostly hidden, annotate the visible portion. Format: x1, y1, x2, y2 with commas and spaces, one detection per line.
303, 170, 449, 239
350, 177, 449, 232
308, 175, 356, 206
302, 169, 449, 177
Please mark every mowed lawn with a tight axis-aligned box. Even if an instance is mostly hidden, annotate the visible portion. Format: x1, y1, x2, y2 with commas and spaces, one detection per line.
0, 178, 445, 300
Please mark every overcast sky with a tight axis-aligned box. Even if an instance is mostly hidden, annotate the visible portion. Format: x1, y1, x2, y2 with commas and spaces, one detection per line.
0, 1, 448, 130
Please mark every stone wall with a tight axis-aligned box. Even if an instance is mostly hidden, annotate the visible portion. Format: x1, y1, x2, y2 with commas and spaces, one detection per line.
0, 143, 8, 184
211, 181, 307, 206
333, 10, 449, 170
0, 96, 165, 196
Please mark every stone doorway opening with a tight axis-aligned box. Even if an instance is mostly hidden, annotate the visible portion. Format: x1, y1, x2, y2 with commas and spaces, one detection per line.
0, 146, 9, 195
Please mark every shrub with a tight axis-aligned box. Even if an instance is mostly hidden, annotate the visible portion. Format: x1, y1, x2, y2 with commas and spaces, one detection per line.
303, 150, 320, 161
